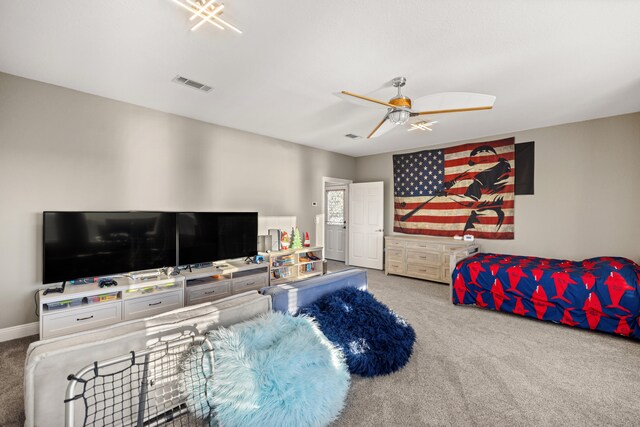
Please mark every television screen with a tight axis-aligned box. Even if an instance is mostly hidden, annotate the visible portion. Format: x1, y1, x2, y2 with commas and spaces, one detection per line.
43, 212, 177, 284
178, 212, 258, 265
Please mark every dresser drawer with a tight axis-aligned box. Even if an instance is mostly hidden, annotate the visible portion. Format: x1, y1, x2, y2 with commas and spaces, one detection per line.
406, 241, 444, 252
386, 248, 405, 261
443, 266, 452, 282
123, 290, 182, 321
386, 239, 406, 248
42, 302, 122, 339
186, 282, 231, 306
407, 263, 441, 280
406, 250, 441, 265
232, 274, 268, 293
387, 260, 405, 274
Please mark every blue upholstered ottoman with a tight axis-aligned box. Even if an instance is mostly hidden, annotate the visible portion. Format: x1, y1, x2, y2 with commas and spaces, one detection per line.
260, 268, 368, 314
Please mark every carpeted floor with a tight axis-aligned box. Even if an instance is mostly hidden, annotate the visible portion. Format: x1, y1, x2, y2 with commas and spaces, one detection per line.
2, 262, 639, 426
328, 261, 640, 426
0, 334, 37, 426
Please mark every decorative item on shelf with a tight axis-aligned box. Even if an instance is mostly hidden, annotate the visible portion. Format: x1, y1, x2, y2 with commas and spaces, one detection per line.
280, 231, 290, 251
291, 227, 303, 249
257, 235, 272, 252
303, 232, 311, 247
268, 229, 281, 251
306, 252, 321, 261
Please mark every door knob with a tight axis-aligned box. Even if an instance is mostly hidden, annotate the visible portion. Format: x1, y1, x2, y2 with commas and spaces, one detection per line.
375, 229, 383, 232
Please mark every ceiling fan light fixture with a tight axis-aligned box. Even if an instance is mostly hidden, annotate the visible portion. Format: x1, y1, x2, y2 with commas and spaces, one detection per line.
388, 109, 410, 125
339, 77, 495, 141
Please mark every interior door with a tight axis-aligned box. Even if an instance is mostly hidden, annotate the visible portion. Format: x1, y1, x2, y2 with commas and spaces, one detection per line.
348, 182, 384, 269
325, 188, 346, 261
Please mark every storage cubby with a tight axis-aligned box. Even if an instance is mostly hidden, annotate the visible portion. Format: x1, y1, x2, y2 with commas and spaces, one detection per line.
267, 246, 324, 285
42, 291, 123, 313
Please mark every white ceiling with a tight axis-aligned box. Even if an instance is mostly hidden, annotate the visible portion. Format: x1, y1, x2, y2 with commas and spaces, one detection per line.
1, 0, 639, 157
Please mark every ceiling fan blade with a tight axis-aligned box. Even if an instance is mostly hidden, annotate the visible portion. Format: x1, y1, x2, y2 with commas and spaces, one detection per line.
411, 105, 493, 116
337, 91, 396, 109
367, 114, 397, 139
410, 92, 496, 114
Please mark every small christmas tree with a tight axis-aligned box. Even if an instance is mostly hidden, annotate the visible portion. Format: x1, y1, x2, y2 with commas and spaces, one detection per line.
291, 227, 303, 249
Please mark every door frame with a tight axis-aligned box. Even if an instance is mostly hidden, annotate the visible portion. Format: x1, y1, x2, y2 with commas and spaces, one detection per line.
321, 176, 353, 265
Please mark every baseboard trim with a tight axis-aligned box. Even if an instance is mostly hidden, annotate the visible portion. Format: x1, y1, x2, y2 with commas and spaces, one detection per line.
0, 322, 38, 343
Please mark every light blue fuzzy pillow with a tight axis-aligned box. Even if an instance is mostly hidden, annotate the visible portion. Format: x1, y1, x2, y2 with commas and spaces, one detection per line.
181, 311, 350, 427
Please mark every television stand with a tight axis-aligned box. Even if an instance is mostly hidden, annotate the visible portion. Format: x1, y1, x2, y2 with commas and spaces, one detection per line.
38, 275, 185, 340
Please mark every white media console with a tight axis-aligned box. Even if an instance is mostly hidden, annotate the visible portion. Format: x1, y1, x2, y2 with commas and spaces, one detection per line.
38, 259, 273, 340
38, 249, 325, 340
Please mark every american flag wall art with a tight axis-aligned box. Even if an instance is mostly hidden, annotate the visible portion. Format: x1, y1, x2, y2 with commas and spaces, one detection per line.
393, 137, 515, 239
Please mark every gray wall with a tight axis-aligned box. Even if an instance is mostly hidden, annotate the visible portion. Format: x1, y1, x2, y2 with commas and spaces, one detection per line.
0, 72, 356, 329
356, 112, 640, 263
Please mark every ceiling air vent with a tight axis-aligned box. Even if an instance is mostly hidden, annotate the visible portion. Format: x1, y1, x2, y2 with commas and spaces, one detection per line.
345, 134, 362, 139
172, 75, 213, 92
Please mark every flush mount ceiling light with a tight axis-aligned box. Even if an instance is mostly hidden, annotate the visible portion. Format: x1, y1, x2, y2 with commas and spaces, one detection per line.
408, 120, 438, 132
171, 0, 242, 34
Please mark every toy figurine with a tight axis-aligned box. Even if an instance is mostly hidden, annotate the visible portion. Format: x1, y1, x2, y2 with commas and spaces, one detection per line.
280, 231, 290, 251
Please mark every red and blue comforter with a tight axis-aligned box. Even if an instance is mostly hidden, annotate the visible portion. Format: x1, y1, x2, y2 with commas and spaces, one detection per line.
452, 253, 640, 339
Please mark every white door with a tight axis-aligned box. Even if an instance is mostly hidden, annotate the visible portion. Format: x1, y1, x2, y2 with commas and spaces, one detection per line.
348, 182, 384, 269
325, 187, 346, 261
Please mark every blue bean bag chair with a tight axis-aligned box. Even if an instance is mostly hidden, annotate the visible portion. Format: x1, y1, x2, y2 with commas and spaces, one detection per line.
181, 311, 350, 427
299, 287, 416, 377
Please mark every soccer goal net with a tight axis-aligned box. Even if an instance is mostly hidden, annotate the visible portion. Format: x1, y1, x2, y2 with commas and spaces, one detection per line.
64, 332, 214, 427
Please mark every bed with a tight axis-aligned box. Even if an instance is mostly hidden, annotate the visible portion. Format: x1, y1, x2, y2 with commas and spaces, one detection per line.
452, 253, 640, 339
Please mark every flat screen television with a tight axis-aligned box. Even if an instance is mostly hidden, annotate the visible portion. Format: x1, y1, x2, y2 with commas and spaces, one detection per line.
178, 212, 258, 265
43, 211, 177, 284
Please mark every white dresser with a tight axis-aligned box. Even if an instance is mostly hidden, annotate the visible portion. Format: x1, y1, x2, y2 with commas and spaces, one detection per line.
385, 235, 479, 283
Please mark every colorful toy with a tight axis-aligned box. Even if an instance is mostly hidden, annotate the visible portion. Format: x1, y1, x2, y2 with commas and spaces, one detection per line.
280, 231, 290, 251
303, 232, 311, 247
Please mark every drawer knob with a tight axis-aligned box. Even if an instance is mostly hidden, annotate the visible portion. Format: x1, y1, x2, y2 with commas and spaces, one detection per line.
204, 290, 216, 295
76, 315, 94, 322
148, 301, 162, 306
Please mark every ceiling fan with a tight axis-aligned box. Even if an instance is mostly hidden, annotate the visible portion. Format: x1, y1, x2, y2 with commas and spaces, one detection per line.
338, 77, 496, 139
